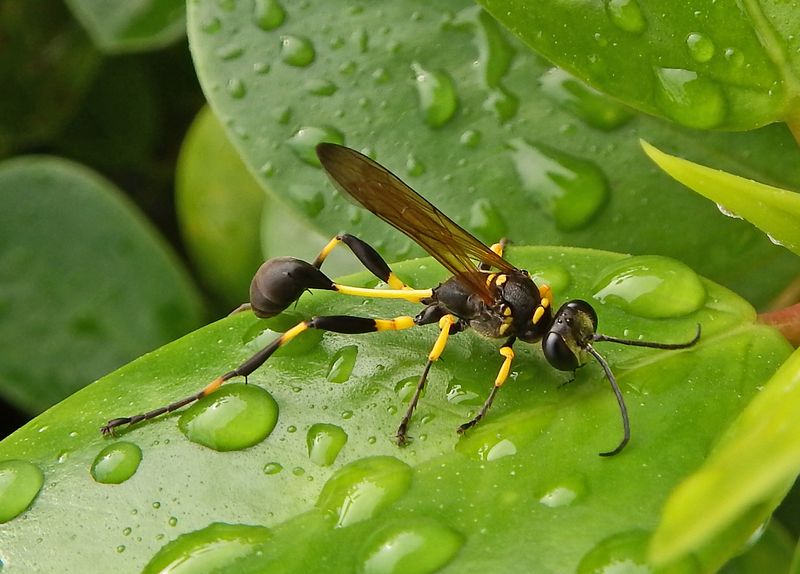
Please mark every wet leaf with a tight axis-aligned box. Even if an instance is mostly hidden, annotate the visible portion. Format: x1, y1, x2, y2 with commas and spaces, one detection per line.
186, 0, 799, 308
0, 156, 204, 414
478, 0, 800, 131
0, 247, 790, 572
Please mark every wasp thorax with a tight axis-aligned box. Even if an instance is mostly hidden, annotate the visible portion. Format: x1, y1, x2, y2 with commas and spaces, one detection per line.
249, 257, 333, 318
542, 300, 598, 371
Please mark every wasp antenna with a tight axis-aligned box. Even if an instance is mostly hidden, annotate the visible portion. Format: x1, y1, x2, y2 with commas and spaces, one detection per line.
592, 323, 701, 350
584, 344, 630, 457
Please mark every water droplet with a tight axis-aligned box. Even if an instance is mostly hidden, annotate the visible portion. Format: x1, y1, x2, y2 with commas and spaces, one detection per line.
406, 154, 426, 177
605, 0, 647, 34
280, 35, 316, 67
339, 60, 358, 76
460, 129, 481, 147
307, 423, 348, 466
469, 199, 507, 244
372, 68, 390, 84
508, 139, 608, 231
341, 410, 354, 420
483, 87, 518, 123
254, 0, 285, 31
724, 47, 745, 68
226, 78, 246, 99
654, 68, 725, 128
287, 185, 326, 217
411, 62, 458, 128
305, 78, 338, 96
686, 33, 714, 63
327, 345, 359, 383
395, 376, 423, 402
179, 383, 279, 451
316, 456, 412, 528
352, 27, 369, 52
577, 529, 701, 574
201, 17, 222, 34
593, 255, 706, 318
215, 43, 244, 61
0, 460, 44, 523
90, 442, 142, 485
292, 466, 306, 476
141, 523, 272, 574
445, 379, 482, 405
263, 462, 283, 475
253, 61, 270, 74
287, 125, 345, 167
529, 265, 571, 293
538, 476, 588, 508
169, 516, 178, 527
539, 68, 633, 130
716, 203, 741, 219
359, 518, 464, 574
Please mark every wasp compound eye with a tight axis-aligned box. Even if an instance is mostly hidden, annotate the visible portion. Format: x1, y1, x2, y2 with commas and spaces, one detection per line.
249, 257, 334, 318
542, 331, 579, 371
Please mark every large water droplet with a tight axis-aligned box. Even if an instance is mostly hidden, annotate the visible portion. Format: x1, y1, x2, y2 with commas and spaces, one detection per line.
327, 345, 359, 383
280, 35, 316, 67
445, 378, 482, 406
359, 518, 464, 574
508, 139, 608, 231
254, 0, 285, 31
263, 462, 283, 475
539, 68, 633, 131
538, 476, 588, 508
577, 529, 701, 574
529, 265, 571, 294
654, 68, 725, 129
0, 460, 44, 523
686, 32, 714, 63
91, 442, 142, 485
395, 376, 423, 402
287, 125, 345, 167
307, 423, 348, 466
469, 199, 507, 244
605, 0, 647, 34
142, 522, 272, 574
593, 255, 706, 318
179, 383, 279, 451
411, 62, 458, 128
316, 456, 412, 528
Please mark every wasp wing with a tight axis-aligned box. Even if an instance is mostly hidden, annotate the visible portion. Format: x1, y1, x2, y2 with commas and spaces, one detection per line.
316, 143, 516, 303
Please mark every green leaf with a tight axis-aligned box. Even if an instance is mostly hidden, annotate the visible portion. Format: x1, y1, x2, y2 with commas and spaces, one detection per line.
650, 344, 800, 567
719, 521, 795, 574
478, 0, 800, 130
0, 0, 100, 153
0, 156, 205, 415
65, 0, 186, 54
0, 247, 790, 572
186, 0, 798, 308
641, 140, 800, 256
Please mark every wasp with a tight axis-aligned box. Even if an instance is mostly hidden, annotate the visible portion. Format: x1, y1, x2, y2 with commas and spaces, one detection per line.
102, 144, 700, 456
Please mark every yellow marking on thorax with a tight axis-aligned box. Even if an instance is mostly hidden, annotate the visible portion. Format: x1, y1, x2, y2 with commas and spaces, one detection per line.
532, 306, 545, 325
485, 273, 497, 287
495, 274, 507, 286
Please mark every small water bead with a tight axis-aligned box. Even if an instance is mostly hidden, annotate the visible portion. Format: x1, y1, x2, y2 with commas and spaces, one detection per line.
0, 460, 44, 523
372, 68, 390, 84
593, 255, 706, 319
178, 384, 279, 451
263, 462, 283, 475
654, 67, 725, 129
411, 62, 458, 128
469, 199, 507, 244
316, 456, 412, 528
215, 43, 243, 61
445, 380, 482, 406
508, 138, 608, 231
141, 523, 272, 574
686, 33, 714, 63
605, 0, 647, 34
307, 423, 348, 466
359, 518, 464, 574
327, 345, 359, 383
538, 476, 588, 508
288, 185, 326, 218
91, 442, 142, 484
280, 35, 316, 67
226, 78, 246, 99
406, 154, 426, 177
201, 17, 222, 34
483, 87, 518, 123
287, 125, 345, 167
253, 0, 285, 31
460, 129, 481, 147
305, 78, 337, 96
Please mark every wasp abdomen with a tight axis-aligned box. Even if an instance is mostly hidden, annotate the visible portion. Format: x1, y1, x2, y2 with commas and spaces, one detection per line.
249, 257, 335, 318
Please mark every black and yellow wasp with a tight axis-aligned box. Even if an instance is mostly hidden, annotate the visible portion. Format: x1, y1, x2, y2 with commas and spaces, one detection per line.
103, 143, 700, 456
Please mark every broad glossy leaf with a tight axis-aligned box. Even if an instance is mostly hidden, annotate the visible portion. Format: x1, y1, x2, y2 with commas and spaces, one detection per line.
719, 521, 795, 574
0, 247, 790, 572
65, 0, 185, 54
478, 0, 799, 131
0, 0, 100, 153
651, 345, 800, 566
0, 157, 204, 414
642, 140, 800, 256
187, 0, 799, 308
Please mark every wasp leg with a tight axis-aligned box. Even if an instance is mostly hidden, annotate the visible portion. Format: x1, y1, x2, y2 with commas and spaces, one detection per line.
396, 313, 465, 446
457, 336, 517, 434
100, 313, 418, 435
314, 233, 413, 290
478, 239, 507, 271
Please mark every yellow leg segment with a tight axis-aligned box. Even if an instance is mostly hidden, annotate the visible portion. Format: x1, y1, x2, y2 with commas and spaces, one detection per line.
374, 316, 416, 331
334, 284, 432, 303
494, 346, 515, 386
490, 241, 505, 257
429, 315, 455, 361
